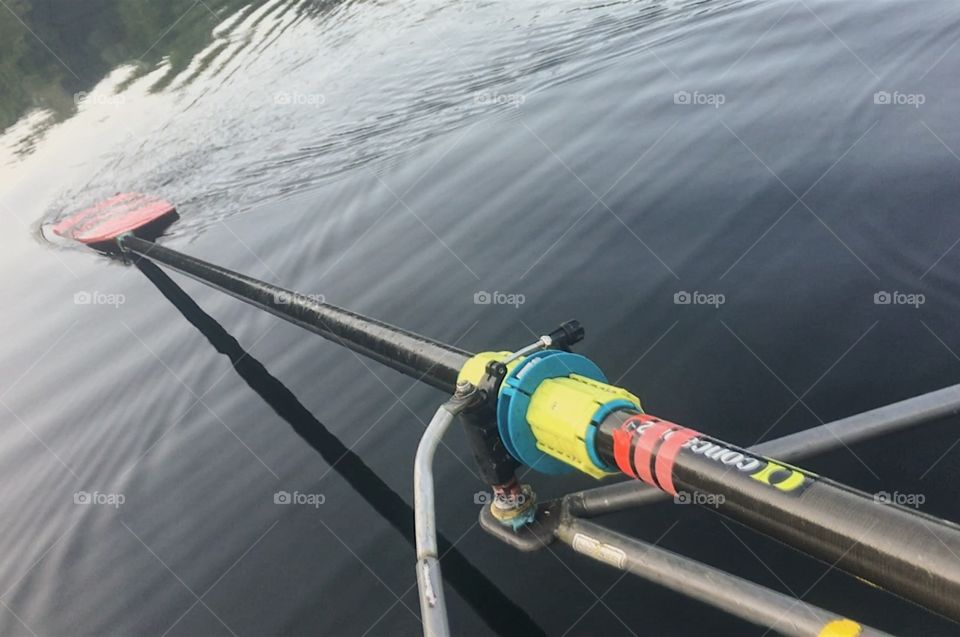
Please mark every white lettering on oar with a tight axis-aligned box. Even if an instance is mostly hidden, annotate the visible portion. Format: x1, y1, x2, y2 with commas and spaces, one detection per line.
682, 437, 808, 493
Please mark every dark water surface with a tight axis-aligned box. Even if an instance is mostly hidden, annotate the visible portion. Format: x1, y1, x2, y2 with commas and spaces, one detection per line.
3, 0, 960, 635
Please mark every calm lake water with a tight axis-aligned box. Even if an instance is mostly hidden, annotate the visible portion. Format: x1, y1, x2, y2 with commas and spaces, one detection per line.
3, 0, 960, 635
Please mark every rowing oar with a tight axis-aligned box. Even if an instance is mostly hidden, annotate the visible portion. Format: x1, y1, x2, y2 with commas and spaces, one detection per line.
55, 194, 960, 627
53, 193, 469, 392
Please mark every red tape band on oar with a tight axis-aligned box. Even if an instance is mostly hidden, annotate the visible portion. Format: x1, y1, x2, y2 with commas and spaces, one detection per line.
612, 415, 701, 494
633, 420, 672, 489
655, 426, 700, 496
614, 414, 660, 479
613, 426, 637, 477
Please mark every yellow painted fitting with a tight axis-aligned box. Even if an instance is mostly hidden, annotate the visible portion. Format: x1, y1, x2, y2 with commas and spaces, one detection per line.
457, 351, 517, 388
818, 619, 862, 637
525, 374, 640, 478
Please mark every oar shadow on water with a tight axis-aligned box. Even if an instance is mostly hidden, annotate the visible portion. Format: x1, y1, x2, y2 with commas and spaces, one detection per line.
129, 255, 544, 637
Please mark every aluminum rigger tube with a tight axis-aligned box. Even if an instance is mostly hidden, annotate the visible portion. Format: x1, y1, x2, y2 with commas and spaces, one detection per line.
414, 403, 457, 637
593, 409, 960, 622
556, 517, 893, 637
119, 235, 470, 391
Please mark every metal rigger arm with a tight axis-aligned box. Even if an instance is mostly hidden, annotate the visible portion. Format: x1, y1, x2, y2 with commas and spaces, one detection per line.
416, 321, 960, 637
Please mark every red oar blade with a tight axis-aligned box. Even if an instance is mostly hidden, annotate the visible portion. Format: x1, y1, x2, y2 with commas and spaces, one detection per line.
53, 193, 179, 246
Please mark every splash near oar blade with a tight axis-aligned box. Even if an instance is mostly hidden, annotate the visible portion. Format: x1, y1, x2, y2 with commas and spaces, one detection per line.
53, 192, 179, 247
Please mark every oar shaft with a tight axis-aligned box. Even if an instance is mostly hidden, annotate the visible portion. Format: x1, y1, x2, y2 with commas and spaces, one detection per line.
594, 410, 960, 622
569, 380, 960, 516
120, 235, 470, 391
